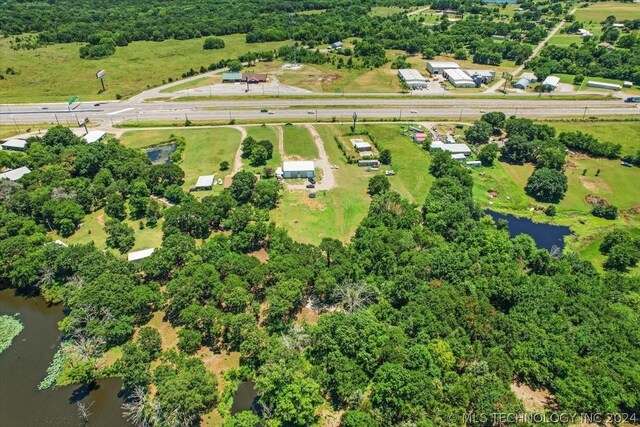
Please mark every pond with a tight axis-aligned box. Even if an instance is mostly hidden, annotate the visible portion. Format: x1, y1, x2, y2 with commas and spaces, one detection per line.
0, 288, 129, 427
145, 142, 177, 165
231, 381, 259, 415
486, 210, 572, 252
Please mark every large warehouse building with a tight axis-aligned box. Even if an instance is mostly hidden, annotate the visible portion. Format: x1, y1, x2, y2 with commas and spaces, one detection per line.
281, 161, 315, 179
430, 141, 472, 156
397, 69, 428, 89
426, 61, 460, 75
587, 81, 621, 91
443, 69, 476, 88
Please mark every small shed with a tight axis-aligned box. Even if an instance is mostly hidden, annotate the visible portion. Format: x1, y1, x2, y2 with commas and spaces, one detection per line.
193, 175, 215, 190
282, 161, 315, 179
83, 130, 106, 144
331, 41, 343, 50
451, 153, 467, 161
623, 81, 633, 88
1, 138, 27, 151
222, 72, 242, 82
128, 248, 155, 262
466, 160, 482, 167
0, 166, 31, 181
351, 138, 372, 152
358, 159, 380, 168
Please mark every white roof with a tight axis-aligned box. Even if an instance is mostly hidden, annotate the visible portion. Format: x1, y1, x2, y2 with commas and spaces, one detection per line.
542, 76, 560, 86
451, 153, 467, 159
2, 139, 27, 150
520, 72, 537, 82
0, 166, 31, 181
428, 61, 460, 69
466, 69, 495, 77
83, 130, 106, 143
354, 141, 372, 149
283, 160, 315, 172
398, 69, 427, 83
54, 240, 68, 247
128, 248, 155, 262
587, 81, 621, 90
195, 175, 215, 187
445, 68, 473, 82
431, 141, 471, 154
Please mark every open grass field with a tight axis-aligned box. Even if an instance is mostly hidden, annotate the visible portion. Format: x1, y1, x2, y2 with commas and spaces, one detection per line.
547, 33, 583, 47
369, 6, 408, 16
0, 34, 288, 103
555, 74, 640, 95
120, 127, 242, 193
545, 120, 640, 156
160, 76, 221, 94
242, 125, 281, 172
574, 2, 640, 22
271, 124, 371, 244
283, 125, 318, 159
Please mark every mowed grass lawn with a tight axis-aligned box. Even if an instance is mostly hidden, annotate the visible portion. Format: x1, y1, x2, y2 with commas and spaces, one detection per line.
0, 34, 288, 103
243, 125, 281, 172
283, 125, 318, 159
271, 124, 371, 244
574, 2, 640, 22
546, 120, 640, 156
120, 127, 241, 194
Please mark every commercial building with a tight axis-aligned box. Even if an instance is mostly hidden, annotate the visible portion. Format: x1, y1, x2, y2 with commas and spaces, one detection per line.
587, 81, 621, 91
443, 69, 476, 88
0, 166, 31, 181
541, 75, 560, 91
83, 130, 106, 144
282, 161, 315, 178
1, 138, 27, 151
242, 73, 267, 83
426, 61, 460, 75
430, 141, 472, 156
465, 69, 496, 84
397, 69, 428, 89
222, 72, 242, 82
193, 175, 215, 191
128, 248, 155, 262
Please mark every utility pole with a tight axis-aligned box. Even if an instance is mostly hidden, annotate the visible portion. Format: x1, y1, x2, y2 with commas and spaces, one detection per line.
583, 106, 587, 120
55, 114, 60, 125
315, 110, 318, 121
514, 107, 518, 118
459, 108, 463, 121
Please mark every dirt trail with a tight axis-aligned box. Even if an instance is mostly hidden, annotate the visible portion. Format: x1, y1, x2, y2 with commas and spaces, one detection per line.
230, 125, 248, 174
285, 124, 336, 191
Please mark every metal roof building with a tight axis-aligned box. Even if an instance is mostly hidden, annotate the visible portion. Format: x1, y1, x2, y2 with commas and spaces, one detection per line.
426, 61, 460, 74
0, 166, 31, 181
242, 73, 267, 83
443, 69, 476, 88
1, 138, 27, 151
465, 69, 496, 84
222, 72, 242, 82
282, 161, 315, 178
587, 81, 621, 91
194, 175, 215, 190
513, 77, 531, 89
128, 248, 155, 262
430, 141, 472, 155
397, 69, 428, 89
541, 75, 560, 90
83, 130, 106, 143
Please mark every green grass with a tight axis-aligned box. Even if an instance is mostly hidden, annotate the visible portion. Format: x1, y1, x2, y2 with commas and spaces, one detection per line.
556, 73, 640, 95
0, 34, 288, 103
576, 227, 640, 275
159, 76, 220, 94
574, 2, 640, 22
0, 315, 24, 354
243, 125, 281, 172
271, 124, 371, 244
120, 127, 242, 193
369, 6, 407, 16
283, 125, 318, 159
547, 33, 584, 47
545, 120, 640, 156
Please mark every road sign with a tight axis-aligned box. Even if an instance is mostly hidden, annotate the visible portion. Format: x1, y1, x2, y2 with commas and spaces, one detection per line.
68, 95, 79, 105
96, 70, 107, 79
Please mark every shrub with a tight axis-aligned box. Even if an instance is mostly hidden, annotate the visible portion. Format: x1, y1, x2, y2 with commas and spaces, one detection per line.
592, 204, 618, 220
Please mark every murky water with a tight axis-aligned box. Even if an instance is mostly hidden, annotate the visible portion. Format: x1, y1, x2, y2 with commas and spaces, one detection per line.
486, 210, 572, 252
145, 143, 177, 165
230, 381, 259, 415
0, 288, 129, 427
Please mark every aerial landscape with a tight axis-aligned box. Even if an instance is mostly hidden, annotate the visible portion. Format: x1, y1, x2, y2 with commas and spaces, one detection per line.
0, 0, 639, 426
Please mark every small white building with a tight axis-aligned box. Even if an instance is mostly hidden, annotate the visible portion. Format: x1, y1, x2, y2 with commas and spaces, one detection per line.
520, 72, 538, 83
513, 77, 531, 89
623, 81, 633, 88
0, 166, 31, 181
331, 41, 343, 50
128, 248, 155, 262
541, 75, 560, 91
430, 141, 472, 155
587, 81, 621, 91
83, 130, 106, 144
193, 175, 215, 190
443, 69, 476, 88
351, 138, 372, 152
451, 153, 467, 161
577, 28, 592, 37
397, 69, 428, 89
1, 139, 27, 151
426, 61, 460, 75
282, 161, 315, 179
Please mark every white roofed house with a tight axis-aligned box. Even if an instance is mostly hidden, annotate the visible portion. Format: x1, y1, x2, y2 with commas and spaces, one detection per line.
83, 130, 106, 143
192, 174, 215, 191
128, 248, 155, 262
0, 166, 31, 181
350, 138, 372, 153
282, 161, 315, 179
1, 138, 27, 151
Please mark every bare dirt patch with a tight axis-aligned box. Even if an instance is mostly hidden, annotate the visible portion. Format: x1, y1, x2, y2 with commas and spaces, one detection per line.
97, 214, 105, 226
487, 190, 498, 198
295, 306, 320, 326
579, 176, 612, 193
584, 194, 610, 206
144, 311, 180, 350
250, 247, 269, 263
195, 348, 240, 393
510, 382, 556, 412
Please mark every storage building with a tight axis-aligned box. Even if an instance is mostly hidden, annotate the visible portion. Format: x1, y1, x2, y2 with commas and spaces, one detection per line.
1, 138, 27, 151
358, 159, 380, 168
541, 75, 560, 91
513, 77, 531, 89
430, 141, 472, 155
83, 130, 106, 144
443, 69, 476, 88
465, 69, 496, 84
520, 72, 537, 83
242, 73, 267, 83
623, 81, 633, 88
587, 81, 621, 91
128, 248, 155, 262
451, 153, 467, 161
331, 41, 343, 50
222, 72, 242, 82
193, 175, 215, 191
466, 160, 482, 167
426, 61, 460, 75
397, 69, 428, 89
0, 166, 31, 181
282, 161, 315, 178
351, 138, 372, 152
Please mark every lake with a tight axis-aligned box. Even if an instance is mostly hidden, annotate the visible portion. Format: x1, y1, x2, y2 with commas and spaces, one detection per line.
145, 142, 177, 165
0, 288, 129, 427
486, 210, 571, 252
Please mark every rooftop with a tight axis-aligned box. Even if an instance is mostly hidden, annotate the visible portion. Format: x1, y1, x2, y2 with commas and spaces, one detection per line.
83, 130, 106, 143
283, 160, 315, 172
398, 69, 427, 82
128, 248, 155, 262
195, 175, 215, 187
431, 141, 471, 153
222, 72, 242, 80
542, 75, 560, 86
1, 138, 27, 149
0, 166, 32, 181
444, 68, 474, 82
427, 61, 460, 69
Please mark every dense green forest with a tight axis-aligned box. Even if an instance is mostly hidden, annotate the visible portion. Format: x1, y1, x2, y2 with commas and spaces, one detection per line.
1, 126, 639, 425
